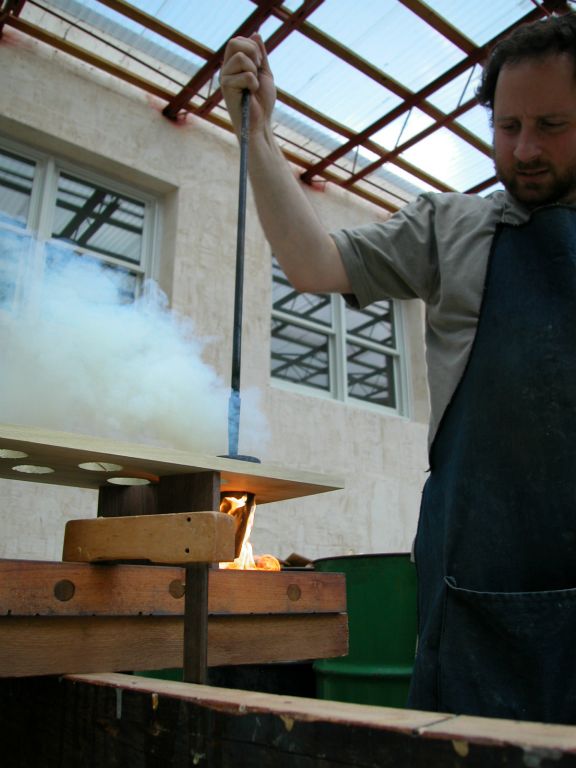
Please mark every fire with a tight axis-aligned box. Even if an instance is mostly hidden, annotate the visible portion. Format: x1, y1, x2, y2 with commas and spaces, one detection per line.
219, 493, 281, 571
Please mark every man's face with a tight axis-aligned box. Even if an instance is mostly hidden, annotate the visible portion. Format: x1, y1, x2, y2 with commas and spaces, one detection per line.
493, 53, 576, 208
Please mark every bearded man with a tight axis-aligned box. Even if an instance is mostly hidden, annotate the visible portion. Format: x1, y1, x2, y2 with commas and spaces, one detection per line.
221, 13, 576, 723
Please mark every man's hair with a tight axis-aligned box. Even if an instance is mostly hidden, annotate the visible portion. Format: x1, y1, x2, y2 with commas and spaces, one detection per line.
476, 12, 576, 112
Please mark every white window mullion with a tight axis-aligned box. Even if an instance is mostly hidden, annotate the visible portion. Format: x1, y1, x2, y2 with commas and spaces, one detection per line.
270, 256, 409, 416
332, 295, 347, 400
34, 157, 58, 241
18, 158, 56, 312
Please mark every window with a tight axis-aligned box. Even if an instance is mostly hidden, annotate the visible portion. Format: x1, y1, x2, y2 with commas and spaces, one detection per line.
271, 256, 408, 414
0, 139, 159, 312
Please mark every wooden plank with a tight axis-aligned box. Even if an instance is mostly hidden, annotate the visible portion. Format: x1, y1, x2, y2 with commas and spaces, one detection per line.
418, 711, 576, 751
0, 614, 349, 676
62, 512, 235, 564
78, 672, 441, 730
0, 423, 344, 503
0, 559, 346, 616
78, 674, 576, 753
97, 471, 221, 517
4, 672, 576, 767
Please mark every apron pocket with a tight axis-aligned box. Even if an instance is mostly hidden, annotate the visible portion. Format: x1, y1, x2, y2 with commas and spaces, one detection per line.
439, 577, 576, 723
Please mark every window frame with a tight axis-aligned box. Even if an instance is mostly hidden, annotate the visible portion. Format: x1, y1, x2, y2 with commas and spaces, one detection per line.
0, 135, 161, 311
271, 260, 410, 417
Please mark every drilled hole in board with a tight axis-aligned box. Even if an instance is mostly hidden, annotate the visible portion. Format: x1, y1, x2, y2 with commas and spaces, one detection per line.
0, 449, 29, 459
12, 465, 54, 475
107, 477, 151, 486
79, 462, 123, 472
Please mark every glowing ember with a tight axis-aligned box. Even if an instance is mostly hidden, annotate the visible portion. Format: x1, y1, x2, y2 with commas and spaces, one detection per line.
219, 493, 281, 571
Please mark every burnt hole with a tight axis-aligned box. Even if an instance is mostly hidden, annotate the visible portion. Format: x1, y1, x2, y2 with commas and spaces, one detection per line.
169, 580, 185, 599
54, 579, 76, 602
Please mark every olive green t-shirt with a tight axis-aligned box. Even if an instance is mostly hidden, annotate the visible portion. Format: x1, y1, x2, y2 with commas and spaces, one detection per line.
332, 190, 534, 449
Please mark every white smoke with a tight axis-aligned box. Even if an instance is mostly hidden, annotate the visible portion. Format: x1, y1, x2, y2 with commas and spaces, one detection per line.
0, 238, 268, 456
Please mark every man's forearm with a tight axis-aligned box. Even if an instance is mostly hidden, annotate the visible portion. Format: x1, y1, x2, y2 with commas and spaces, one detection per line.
221, 34, 351, 296
247, 125, 351, 294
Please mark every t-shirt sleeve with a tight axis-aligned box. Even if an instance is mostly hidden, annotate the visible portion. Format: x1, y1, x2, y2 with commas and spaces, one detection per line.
331, 194, 439, 308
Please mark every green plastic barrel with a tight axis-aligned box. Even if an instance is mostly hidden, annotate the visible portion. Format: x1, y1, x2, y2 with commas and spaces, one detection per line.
313, 553, 417, 708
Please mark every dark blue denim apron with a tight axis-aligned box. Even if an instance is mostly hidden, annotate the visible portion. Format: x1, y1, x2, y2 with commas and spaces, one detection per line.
407, 206, 576, 724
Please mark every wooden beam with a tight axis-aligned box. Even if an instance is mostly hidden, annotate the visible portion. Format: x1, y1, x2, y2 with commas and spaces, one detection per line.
0, 559, 347, 678
62, 512, 235, 564
183, 562, 209, 683
4, 673, 576, 767
0, 559, 346, 616
0, 613, 348, 676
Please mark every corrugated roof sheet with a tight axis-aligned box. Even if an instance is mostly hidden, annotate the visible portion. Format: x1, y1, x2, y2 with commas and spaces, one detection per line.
2, 0, 573, 210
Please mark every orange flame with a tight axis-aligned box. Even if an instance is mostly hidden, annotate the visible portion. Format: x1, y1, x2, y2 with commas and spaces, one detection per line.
219, 494, 281, 571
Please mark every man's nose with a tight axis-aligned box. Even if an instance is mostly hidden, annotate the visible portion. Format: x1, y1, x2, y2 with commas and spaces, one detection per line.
513, 128, 541, 164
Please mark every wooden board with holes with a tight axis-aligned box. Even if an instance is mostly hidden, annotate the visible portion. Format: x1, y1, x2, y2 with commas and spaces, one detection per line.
62, 512, 236, 564
0, 423, 343, 504
0, 559, 348, 677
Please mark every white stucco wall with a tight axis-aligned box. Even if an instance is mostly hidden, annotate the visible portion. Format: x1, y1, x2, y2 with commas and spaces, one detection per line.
0, 27, 429, 563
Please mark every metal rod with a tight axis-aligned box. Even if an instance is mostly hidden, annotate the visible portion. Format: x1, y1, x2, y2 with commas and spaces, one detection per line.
182, 563, 209, 684
227, 89, 250, 458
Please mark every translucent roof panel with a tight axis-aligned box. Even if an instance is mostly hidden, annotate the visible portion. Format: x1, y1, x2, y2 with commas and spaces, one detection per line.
147, 0, 259, 50
426, 66, 482, 114
272, 103, 346, 163
455, 104, 494, 146
49, 0, 207, 71
400, 128, 496, 191
6, 0, 561, 210
425, 0, 538, 46
371, 109, 436, 153
308, 0, 466, 92
268, 31, 403, 133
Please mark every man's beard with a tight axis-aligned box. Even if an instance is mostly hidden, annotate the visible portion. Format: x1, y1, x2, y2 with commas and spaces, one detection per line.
496, 159, 576, 209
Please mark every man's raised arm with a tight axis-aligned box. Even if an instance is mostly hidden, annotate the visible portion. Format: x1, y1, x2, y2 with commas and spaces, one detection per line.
220, 34, 352, 295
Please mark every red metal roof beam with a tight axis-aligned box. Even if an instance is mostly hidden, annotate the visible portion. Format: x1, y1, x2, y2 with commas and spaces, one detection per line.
197, 0, 325, 118
398, 0, 476, 55
344, 97, 477, 188
0, 0, 25, 36
162, 0, 284, 121
299, 4, 550, 187
95, 0, 213, 59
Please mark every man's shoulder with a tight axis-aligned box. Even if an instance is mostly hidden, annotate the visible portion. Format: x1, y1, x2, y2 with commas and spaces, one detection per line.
416, 190, 506, 214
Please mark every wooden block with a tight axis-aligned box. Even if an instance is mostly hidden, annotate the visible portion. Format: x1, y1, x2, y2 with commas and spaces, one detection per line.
62, 512, 235, 564
0, 559, 347, 616
0, 613, 349, 676
97, 471, 221, 517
